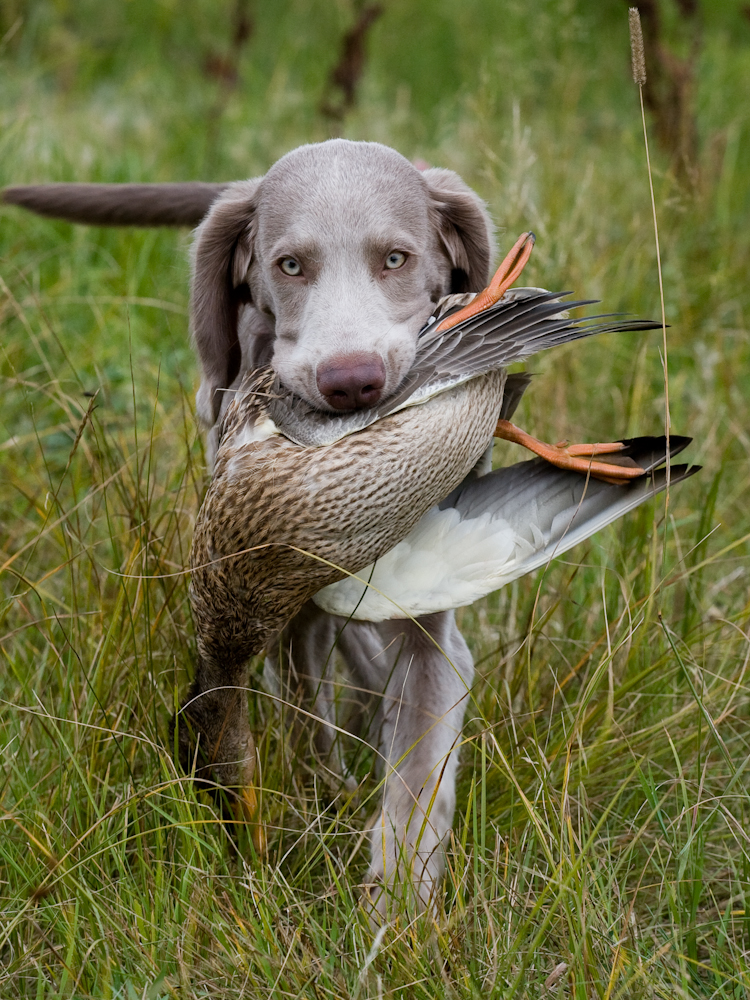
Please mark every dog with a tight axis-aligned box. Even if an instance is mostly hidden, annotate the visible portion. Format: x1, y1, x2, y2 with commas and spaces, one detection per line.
3, 140, 512, 916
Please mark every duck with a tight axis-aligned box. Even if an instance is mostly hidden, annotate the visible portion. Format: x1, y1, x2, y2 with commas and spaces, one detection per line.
176, 233, 697, 829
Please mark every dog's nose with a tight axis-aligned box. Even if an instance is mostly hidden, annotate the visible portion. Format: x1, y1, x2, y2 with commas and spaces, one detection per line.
316, 352, 386, 410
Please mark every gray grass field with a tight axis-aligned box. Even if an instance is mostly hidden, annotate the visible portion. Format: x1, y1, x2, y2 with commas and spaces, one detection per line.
1, 2, 750, 996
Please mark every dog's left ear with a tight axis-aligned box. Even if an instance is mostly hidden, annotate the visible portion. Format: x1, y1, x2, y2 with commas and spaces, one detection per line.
191, 179, 261, 426
423, 168, 495, 293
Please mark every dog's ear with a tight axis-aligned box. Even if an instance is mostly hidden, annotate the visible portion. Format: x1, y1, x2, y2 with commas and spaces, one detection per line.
423, 168, 494, 294
191, 179, 262, 425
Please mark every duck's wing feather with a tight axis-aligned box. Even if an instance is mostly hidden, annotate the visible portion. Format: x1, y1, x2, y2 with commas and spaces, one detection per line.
377, 291, 661, 418
312, 436, 698, 621
498, 371, 533, 422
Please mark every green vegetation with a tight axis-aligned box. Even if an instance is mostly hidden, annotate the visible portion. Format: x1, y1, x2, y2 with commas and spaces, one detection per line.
1, 2, 750, 996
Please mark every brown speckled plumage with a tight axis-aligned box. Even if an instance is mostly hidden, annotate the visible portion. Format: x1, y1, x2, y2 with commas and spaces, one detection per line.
190, 368, 507, 667
176, 368, 505, 801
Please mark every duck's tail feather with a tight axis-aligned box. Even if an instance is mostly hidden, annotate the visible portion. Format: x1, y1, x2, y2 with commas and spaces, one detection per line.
442, 434, 695, 559
312, 436, 698, 621
2, 182, 228, 227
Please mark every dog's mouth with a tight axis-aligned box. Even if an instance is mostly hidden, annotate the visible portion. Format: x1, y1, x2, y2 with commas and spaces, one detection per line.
320, 385, 382, 411
274, 374, 402, 419
292, 388, 387, 416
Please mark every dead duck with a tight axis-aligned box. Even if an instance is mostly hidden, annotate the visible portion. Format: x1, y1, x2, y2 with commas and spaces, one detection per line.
176, 233, 697, 831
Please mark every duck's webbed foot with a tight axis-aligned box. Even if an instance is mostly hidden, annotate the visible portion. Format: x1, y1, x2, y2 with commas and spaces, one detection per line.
436, 231, 536, 332
172, 672, 264, 852
494, 419, 647, 485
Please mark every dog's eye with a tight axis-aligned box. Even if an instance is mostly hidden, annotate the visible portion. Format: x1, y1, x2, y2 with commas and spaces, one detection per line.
384, 251, 407, 270
279, 257, 302, 276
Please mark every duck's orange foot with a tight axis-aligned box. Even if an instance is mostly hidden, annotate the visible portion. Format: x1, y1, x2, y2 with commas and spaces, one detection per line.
436, 231, 536, 333
494, 419, 646, 485
231, 784, 266, 854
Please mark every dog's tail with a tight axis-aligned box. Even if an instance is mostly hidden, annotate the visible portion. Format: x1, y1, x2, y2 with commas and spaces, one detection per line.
1, 182, 229, 227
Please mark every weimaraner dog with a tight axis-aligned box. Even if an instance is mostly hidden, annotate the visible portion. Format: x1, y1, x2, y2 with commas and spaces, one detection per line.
3, 141, 504, 915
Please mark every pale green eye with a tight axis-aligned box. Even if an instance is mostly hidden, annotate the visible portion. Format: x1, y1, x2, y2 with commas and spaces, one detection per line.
280, 257, 302, 276
385, 251, 407, 270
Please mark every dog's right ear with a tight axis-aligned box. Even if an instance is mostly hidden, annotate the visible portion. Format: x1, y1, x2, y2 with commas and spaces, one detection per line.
191, 179, 262, 426
422, 168, 495, 294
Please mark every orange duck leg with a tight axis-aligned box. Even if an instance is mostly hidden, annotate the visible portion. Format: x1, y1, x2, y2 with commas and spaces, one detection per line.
437, 231, 648, 486
494, 420, 646, 485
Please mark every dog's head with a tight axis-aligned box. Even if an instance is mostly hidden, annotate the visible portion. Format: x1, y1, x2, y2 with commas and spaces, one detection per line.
192, 139, 494, 424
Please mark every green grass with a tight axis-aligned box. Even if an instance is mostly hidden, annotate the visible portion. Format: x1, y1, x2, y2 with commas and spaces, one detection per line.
2, 2, 750, 996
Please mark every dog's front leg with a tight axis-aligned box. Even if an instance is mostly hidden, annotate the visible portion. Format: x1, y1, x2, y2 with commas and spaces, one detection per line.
364, 611, 474, 919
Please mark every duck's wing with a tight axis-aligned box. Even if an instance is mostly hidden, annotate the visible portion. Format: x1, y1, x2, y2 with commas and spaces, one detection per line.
377, 290, 661, 418
312, 436, 698, 621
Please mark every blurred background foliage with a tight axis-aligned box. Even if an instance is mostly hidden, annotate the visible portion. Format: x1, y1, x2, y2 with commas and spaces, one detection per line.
1, 0, 750, 179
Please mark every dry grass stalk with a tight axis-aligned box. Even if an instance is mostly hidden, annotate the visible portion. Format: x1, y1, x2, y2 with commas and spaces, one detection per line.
629, 0, 701, 178
629, 5, 671, 509
629, 7, 647, 86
